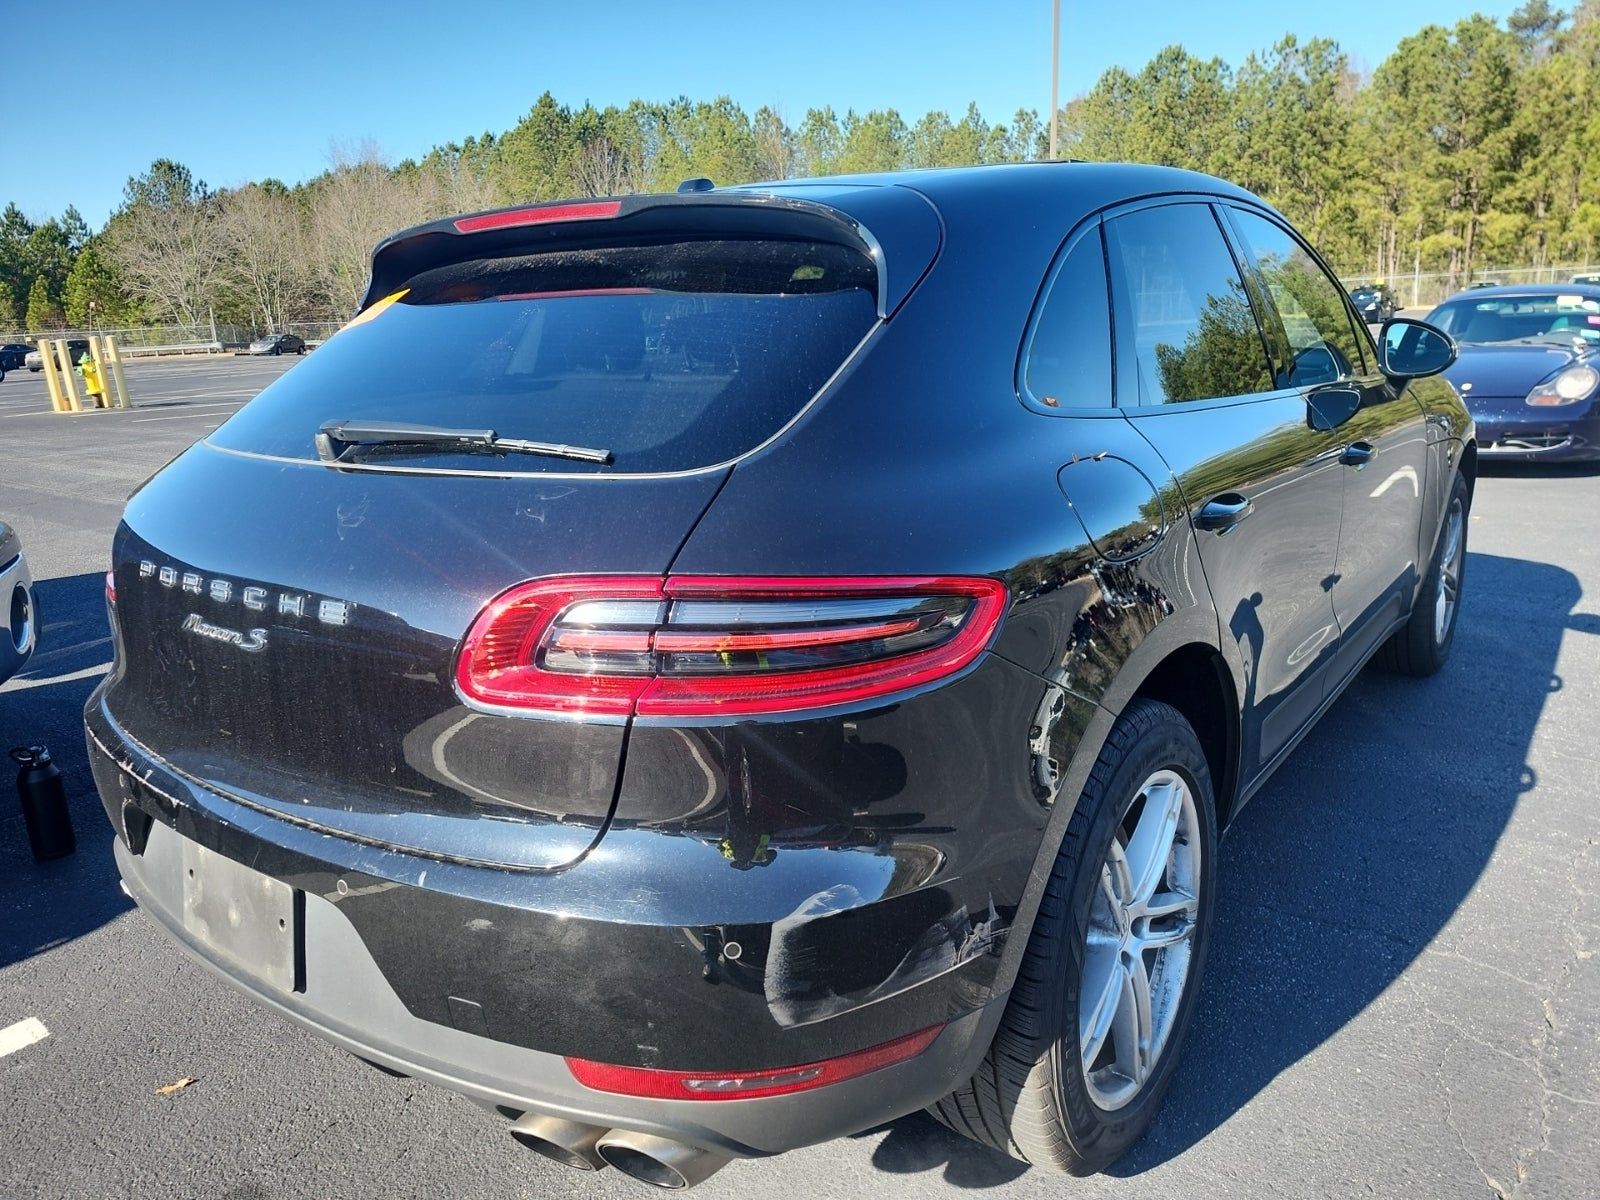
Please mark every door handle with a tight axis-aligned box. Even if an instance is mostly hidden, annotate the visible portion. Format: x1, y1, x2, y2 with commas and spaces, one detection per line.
1341, 441, 1376, 468
1194, 493, 1254, 534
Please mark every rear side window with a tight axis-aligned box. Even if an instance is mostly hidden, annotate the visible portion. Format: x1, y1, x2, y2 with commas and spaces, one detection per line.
1227, 208, 1370, 383
1023, 225, 1113, 410
209, 239, 878, 473
1105, 204, 1274, 406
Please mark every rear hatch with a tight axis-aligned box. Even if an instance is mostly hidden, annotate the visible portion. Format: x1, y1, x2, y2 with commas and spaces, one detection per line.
103, 191, 936, 869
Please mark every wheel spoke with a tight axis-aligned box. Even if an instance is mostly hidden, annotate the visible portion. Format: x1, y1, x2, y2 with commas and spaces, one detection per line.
1140, 889, 1198, 921
1079, 940, 1122, 1070
1443, 512, 1462, 568
1103, 839, 1134, 908
1112, 954, 1153, 1086
1123, 778, 1184, 909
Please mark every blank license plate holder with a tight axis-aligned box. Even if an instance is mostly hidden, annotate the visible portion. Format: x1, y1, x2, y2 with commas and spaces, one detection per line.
180, 838, 296, 993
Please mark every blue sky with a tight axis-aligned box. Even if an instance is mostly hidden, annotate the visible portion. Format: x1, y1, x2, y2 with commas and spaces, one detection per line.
3, 0, 1524, 228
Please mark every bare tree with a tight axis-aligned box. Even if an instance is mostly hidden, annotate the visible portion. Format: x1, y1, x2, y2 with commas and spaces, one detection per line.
752, 106, 794, 180
417, 146, 504, 216
309, 143, 432, 316
571, 137, 649, 197
103, 175, 225, 328
218, 185, 314, 331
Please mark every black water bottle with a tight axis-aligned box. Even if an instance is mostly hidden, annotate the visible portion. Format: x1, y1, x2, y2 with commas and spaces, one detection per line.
11, 745, 75, 862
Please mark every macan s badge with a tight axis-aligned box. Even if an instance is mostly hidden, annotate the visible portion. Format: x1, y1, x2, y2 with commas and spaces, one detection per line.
137, 559, 354, 628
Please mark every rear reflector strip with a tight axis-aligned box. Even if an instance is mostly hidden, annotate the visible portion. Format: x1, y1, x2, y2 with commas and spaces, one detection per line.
455, 575, 1008, 719
453, 200, 623, 233
650, 616, 925, 653
565, 1025, 944, 1101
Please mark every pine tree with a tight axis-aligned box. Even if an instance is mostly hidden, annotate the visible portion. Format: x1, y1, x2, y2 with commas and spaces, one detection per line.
64, 244, 129, 327
0, 280, 18, 332
24, 276, 61, 332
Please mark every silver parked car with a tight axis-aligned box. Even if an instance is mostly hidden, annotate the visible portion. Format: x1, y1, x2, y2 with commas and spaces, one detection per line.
0, 519, 37, 686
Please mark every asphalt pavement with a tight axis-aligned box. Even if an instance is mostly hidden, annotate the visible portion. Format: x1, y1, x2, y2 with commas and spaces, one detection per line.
0, 357, 1595, 1199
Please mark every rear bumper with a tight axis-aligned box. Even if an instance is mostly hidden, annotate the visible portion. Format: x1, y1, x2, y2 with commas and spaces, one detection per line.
85, 693, 1014, 1156
0, 541, 36, 685
111, 822, 996, 1157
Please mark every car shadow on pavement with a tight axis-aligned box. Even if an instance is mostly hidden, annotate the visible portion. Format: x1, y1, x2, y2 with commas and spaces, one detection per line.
0, 571, 130, 970
1112, 547, 1588, 1174
860, 549, 1587, 1186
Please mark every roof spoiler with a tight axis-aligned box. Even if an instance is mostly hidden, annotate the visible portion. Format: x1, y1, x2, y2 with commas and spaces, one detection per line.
358, 188, 941, 320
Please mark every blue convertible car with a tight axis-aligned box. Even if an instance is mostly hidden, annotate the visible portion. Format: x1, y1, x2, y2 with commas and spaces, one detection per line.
1426, 284, 1600, 461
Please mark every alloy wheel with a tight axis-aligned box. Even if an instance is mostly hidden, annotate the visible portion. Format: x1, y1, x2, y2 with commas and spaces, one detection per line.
1078, 769, 1203, 1111
1434, 497, 1465, 645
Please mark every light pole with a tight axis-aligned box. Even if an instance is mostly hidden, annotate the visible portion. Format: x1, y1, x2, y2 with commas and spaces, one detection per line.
1049, 0, 1061, 159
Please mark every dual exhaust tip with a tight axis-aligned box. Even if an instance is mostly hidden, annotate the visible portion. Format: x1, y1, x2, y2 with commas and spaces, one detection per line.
509, 1111, 730, 1189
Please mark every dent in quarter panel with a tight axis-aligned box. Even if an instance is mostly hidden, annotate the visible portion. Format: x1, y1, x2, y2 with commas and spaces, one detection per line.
996, 420, 1210, 709
613, 654, 1096, 1034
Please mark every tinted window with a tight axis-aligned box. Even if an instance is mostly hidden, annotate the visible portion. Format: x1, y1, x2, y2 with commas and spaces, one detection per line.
1105, 204, 1273, 405
1025, 226, 1113, 409
1228, 209, 1368, 385
210, 239, 878, 473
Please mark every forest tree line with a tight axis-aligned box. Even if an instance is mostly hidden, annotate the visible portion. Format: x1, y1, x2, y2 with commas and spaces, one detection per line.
2, 1, 1597, 334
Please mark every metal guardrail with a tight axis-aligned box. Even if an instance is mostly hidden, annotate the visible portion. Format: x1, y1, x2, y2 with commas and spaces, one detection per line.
1, 321, 344, 356
119, 342, 223, 358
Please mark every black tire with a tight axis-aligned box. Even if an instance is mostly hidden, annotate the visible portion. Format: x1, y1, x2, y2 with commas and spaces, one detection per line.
930, 697, 1217, 1174
1377, 469, 1469, 677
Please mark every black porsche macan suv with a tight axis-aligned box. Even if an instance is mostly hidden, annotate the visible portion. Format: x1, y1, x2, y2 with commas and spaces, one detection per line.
88, 164, 1473, 1188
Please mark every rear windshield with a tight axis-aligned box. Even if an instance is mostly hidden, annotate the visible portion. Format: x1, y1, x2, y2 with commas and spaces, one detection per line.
210, 238, 878, 473
1427, 293, 1600, 346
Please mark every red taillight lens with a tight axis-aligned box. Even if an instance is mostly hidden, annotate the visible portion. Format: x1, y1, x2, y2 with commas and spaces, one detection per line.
454, 575, 1008, 719
104, 570, 116, 605
566, 1024, 944, 1101
452, 200, 622, 233
455, 576, 665, 716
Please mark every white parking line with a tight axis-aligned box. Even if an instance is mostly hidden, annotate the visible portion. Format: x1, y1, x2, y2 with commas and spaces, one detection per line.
0, 1018, 50, 1059
0, 663, 111, 693
132, 406, 245, 423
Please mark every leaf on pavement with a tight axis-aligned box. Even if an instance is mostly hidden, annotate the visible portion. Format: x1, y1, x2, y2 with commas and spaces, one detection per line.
155, 1076, 198, 1095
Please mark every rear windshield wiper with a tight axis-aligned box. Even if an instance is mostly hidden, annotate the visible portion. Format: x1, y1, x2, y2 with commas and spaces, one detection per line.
315, 420, 612, 465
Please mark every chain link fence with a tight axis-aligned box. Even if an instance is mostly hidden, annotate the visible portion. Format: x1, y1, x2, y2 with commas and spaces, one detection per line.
1343, 263, 1600, 310
282, 321, 343, 345
0, 322, 257, 356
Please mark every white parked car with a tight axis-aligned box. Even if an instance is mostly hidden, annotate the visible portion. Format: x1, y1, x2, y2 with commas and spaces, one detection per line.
0, 519, 37, 686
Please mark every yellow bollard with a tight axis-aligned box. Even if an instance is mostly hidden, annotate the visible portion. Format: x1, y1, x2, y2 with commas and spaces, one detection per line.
82, 337, 109, 408
39, 341, 67, 413
103, 335, 131, 408
53, 339, 82, 412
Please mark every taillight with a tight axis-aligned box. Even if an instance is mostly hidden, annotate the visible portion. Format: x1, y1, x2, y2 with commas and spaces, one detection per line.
566, 1024, 944, 1101
452, 200, 622, 233
104, 570, 116, 605
455, 575, 1008, 719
